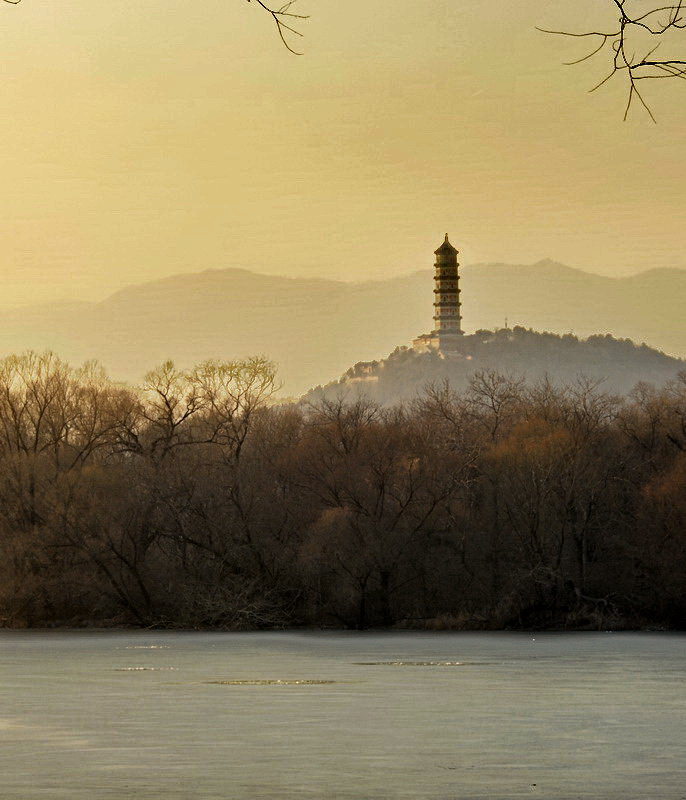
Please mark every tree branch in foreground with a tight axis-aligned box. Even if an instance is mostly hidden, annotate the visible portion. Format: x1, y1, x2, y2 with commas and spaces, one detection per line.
247, 0, 308, 55
539, 1, 686, 121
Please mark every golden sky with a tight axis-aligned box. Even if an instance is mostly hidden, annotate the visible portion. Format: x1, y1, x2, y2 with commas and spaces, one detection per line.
1, 0, 684, 306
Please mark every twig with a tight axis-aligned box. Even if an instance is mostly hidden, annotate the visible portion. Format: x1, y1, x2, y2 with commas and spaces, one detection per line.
248, 0, 308, 55
539, 2, 686, 120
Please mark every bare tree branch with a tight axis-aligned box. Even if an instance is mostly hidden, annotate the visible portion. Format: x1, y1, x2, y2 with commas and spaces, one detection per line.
247, 0, 308, 55
540, 1, 686, 120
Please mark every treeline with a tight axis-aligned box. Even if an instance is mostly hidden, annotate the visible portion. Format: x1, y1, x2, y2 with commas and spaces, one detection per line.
0, 351, 684, 630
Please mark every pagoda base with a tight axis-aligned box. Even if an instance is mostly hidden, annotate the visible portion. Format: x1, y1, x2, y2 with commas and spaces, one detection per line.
412, 331, 464, 354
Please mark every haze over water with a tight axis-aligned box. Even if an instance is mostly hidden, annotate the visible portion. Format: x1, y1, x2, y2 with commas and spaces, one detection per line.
1, 631, 684, 799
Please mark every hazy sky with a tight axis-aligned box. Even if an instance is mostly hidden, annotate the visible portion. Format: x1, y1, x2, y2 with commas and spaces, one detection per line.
1, 0, 684, 306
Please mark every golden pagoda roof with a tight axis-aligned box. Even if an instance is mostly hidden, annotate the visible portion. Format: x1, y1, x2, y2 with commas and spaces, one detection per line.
434, 233, 458, 255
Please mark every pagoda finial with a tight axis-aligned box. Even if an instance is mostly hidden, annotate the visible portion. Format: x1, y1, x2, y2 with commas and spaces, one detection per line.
445, 233, 449, 242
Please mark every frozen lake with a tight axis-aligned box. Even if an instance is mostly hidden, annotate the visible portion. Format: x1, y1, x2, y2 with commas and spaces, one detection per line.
0, 631, 684, 799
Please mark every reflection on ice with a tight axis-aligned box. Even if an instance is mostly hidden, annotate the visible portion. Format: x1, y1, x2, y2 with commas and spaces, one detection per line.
202, 679, 338, 686
114, 666, 177, 671
354, 660, 465, 666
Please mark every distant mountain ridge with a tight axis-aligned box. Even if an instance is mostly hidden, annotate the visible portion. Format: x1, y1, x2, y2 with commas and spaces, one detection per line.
0, 261, 684, 395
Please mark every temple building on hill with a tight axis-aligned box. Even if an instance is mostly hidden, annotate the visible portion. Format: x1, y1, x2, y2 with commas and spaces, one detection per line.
412, 234, 464, 353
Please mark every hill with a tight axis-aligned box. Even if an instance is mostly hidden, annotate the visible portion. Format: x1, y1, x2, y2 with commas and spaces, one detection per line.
304, 328, 685, 405
0, 261, 684, 395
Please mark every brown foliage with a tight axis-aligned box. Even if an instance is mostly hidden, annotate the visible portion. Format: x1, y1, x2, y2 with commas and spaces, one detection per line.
0, 352, 684, 629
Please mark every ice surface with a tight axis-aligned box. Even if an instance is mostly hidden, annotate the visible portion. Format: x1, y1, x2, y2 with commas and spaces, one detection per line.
0, 630, 684, 799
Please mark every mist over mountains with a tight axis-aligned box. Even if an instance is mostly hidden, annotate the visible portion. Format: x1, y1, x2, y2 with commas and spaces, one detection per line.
1, 260, 684, 396
306, 329, 685, 405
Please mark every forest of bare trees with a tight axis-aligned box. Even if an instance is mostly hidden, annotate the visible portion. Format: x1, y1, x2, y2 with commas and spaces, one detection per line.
0, 351, 684, 630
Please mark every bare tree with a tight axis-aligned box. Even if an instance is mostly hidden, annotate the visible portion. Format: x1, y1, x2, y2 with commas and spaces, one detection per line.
540, 1, 686, 121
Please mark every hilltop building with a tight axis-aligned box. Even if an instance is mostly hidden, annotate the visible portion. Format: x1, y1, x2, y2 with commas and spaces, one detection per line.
413, 234, 463, 353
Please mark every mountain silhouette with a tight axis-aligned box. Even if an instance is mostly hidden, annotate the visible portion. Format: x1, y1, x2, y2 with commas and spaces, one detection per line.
0, 261, 683, 395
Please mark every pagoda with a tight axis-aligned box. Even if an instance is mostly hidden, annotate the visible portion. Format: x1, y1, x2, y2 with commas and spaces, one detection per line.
413, 234, 463, 353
